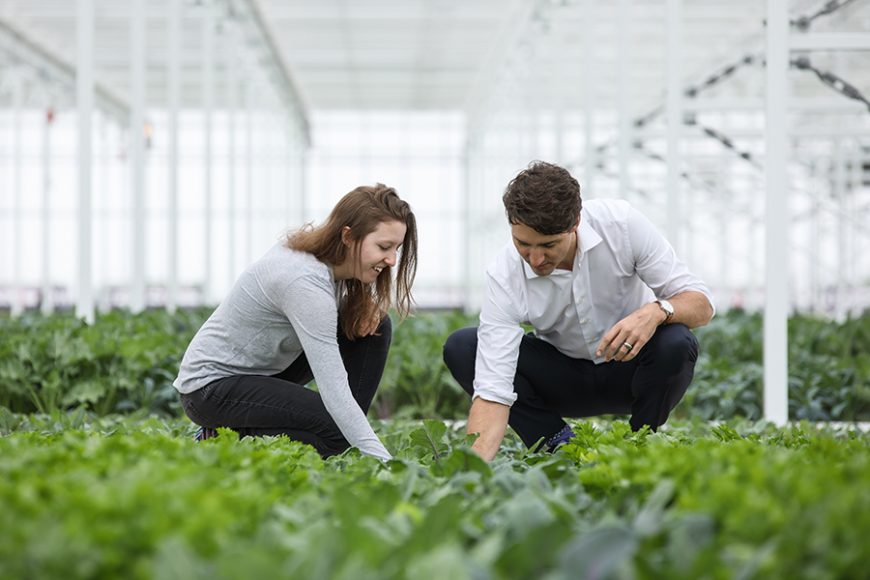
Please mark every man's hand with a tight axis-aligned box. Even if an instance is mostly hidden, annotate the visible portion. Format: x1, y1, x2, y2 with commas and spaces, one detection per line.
466, 397, 510, 462
595, 302, 663, 362
595, 291, 714, 362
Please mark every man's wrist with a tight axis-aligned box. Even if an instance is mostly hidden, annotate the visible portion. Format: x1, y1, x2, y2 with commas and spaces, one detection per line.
654, 299, 674, 325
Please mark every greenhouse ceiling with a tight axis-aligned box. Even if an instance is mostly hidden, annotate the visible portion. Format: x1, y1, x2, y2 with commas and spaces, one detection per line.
1, 0, 867, 117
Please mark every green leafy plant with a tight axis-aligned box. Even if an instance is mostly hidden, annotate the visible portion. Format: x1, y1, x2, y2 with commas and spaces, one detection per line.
373, 310, 477, 419
0, 308, 212, 416
681, 309, 870, 421
1, 416, 867, 579
1, 308, 868, 421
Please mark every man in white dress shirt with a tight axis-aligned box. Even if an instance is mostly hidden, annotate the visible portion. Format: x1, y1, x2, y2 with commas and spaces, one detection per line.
443, 161, 715, 461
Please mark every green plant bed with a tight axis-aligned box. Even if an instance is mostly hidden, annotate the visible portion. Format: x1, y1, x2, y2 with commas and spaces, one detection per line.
1, 308, 868, 421
375, 310, 477, 419
1, 413, 867, 579
0, 308, 212, 416
683, 310, 870, 422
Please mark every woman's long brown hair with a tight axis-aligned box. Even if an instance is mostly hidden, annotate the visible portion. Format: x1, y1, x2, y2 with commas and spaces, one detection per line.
286, 184, 417, 339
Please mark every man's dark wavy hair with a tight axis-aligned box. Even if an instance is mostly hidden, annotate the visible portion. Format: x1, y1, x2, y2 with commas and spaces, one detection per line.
502, 161, 582, 235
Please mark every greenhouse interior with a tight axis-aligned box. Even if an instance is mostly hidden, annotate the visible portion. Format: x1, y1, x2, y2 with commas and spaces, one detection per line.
1, 0, 868, 578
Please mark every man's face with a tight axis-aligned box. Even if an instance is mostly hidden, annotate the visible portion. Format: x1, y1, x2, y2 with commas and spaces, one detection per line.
510, 221, 578, 276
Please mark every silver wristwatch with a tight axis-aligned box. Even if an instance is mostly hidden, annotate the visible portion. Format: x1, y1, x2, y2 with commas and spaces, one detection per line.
655, 299, 674, 324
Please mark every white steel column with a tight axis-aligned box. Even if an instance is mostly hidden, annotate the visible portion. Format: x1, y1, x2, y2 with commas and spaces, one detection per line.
745, 215, 757, 309
764, 0, 789, 426
167, 0, 181, 312
834, 139, 847, 320
461, 145, 472, 311
97, 115, 111, 312
130, 0, 146, 312
284, 126, 292, 226
808, 160, 821, 310
616, 0, 632, 199
226, 59, 237, 288
743, 188, 756, 309
41, 108, 54, 315
298, 132, 307, 223
684, 181, 694, 267
554, 109, 564, 165
76, 0, 95, 323
718, 167, 729, 305
848, 141, 860, 315
666, 0, 683, 250
11, 72, 23, 317
582, 0, 595, 192
245, 84, 254, 264
202, 8, 215, 304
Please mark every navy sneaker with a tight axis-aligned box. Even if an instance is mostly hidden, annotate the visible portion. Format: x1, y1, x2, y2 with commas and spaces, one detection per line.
194, 426, 218, 441
545, 424, 576, 453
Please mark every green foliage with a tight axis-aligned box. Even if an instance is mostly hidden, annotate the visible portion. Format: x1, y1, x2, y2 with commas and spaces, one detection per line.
558, 420, 870, 579
373, 310, 477, 419
0, 416, 867, 579
1, 308, 868, 421
683, 309, 870, 421
0, 308, 211, 416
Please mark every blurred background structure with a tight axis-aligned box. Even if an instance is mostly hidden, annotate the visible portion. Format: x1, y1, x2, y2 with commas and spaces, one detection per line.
1, 0, 869, 422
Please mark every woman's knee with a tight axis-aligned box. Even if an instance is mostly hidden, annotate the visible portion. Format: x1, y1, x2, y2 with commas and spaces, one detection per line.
377, 314, 392, 341
180, 392, 208, 427
361, 314, 392, 349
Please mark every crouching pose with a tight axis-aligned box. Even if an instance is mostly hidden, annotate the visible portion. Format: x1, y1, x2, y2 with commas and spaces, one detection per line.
175, 184, 417, 461
444, 162, 714, 461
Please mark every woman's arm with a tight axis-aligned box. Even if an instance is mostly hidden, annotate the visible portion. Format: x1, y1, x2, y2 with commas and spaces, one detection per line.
281, 277, 391, 461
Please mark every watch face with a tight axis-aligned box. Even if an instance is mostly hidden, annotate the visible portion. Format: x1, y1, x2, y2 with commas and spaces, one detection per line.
659, 300, 674, 315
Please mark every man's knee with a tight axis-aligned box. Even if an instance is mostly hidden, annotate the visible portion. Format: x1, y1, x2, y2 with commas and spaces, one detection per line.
443, 327, 478, 367
442, 327, 478, 395
642, 324, 699, 371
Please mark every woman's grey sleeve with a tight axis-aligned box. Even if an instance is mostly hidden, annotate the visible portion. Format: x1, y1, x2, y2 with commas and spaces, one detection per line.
279, 277, 392, 461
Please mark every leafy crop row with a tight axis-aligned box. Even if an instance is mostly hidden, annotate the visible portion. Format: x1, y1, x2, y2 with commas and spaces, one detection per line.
685, 310, 870, 421
0, 309, 211, 416
1, 308, 868, 420
0, 412, 867, 579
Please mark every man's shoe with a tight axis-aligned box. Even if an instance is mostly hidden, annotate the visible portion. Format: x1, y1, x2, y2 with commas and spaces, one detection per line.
194, 426, 218, 441
545, 424, 575, 453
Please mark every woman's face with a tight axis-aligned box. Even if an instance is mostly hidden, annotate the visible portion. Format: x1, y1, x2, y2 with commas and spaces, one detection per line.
347, 220, 407, 283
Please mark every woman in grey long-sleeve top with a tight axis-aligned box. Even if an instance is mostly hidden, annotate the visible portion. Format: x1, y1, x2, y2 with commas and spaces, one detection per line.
174, 184, 417, 461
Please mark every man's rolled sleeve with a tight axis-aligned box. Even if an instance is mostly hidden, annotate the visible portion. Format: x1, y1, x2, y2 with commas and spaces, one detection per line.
627, 205, 716, 315
473, 271, 523, 407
